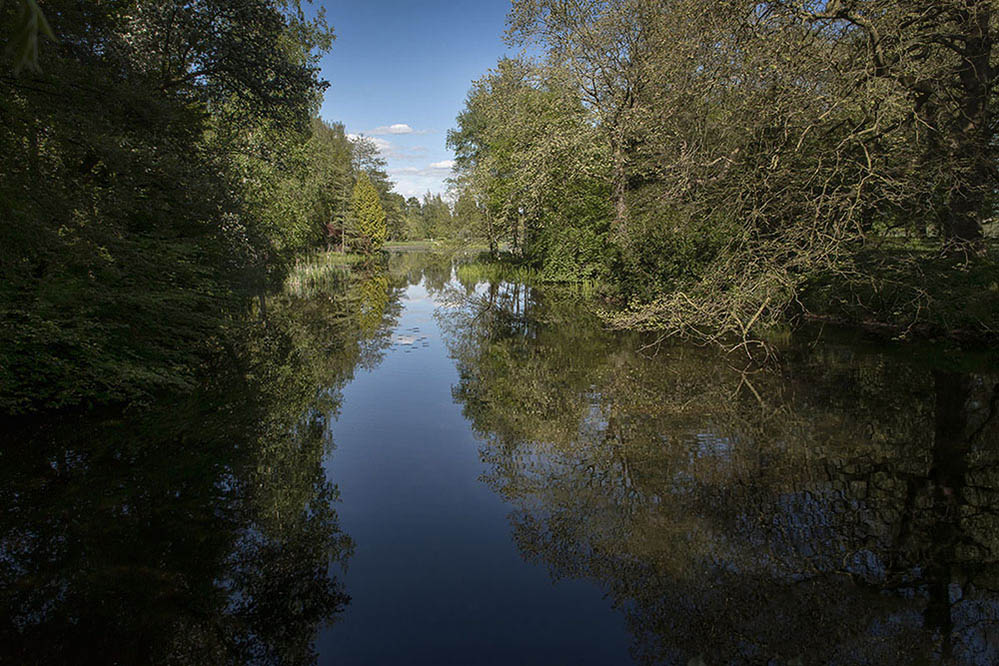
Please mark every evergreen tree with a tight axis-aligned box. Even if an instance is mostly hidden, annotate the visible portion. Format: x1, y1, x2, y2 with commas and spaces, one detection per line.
350, 174, 387, 253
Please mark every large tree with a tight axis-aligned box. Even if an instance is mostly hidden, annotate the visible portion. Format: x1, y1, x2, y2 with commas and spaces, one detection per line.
0, 0, 336, 412
350, 173, 387, 253
507, 0, 647, 230
448, 58, 610, 272
453, 0, 999, 342
775, 0, 997, 242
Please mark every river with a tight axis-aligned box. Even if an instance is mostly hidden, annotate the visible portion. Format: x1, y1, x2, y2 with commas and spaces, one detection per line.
3, 252, 998, 665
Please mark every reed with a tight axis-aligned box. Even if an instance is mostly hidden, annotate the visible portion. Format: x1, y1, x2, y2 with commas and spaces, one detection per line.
284, 251, 362, 296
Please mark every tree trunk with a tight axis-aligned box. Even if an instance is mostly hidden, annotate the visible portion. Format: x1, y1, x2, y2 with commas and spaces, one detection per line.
942, 2, 992, 243
946, 184, 986, 242
510, 209, 520, 257
257, 291, 268, 323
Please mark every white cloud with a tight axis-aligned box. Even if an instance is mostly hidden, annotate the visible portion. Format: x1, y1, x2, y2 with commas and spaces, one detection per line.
347, 134, 428, 161
347, 131, 452, 196
388, 160, 457, 198
391, 146, 430, 160
388, 161, 454, 178
367, 123, 433, 136
347, 133, 391, 151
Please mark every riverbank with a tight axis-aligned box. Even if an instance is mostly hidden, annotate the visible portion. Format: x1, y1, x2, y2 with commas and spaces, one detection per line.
447, 240, 999, 347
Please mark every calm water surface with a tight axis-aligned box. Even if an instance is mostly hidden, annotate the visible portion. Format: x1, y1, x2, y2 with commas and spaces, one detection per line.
4, 253, 999, 665
315, 279, 631, 664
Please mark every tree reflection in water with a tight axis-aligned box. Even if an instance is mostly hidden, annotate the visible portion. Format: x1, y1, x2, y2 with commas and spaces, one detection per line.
440, 279, 999, 665
0, 264, 403, 664
5, 255, 997, 665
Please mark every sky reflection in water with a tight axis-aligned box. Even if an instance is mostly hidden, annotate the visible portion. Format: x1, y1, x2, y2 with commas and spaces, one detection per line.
4, 253, 998, 665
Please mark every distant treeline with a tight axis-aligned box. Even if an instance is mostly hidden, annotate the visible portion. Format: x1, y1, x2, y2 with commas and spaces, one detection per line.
448, 1, 999, 344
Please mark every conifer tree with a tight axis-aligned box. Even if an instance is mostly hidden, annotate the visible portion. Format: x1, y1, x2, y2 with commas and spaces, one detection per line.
350, 173, 387, 253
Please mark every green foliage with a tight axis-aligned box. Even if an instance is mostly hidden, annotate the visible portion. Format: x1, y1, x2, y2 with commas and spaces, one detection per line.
448, 58, 611, 273
0, 1, 415, 413
802, 242, 999, 339
350, 173, 388, 253
452, 0, 999, 344
608, 189, 735, 301
419, 192, 454, 239
284, 250, 364, 297
455, 258, 542, 286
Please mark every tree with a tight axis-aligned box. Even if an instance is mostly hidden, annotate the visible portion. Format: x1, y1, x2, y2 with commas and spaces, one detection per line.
350, 134, 393, 198
403, 196, 424, 240
0, 0, 338, 412
453, 0, 999, 342
350, 173, 387, 253
448, 57, 610, 272
383, 191, 408, 241
298, 119, 354, 250
3, 0, 55, 74
507, 0, 646, 230
420, 192, 454, 239
452, 189, 486, 244
774, 0, 996, 243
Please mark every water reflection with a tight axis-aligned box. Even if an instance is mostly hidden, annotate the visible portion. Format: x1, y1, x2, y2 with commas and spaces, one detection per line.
440, 279, 999, 665
0, 265, 402, 664
5, 254, 998, 665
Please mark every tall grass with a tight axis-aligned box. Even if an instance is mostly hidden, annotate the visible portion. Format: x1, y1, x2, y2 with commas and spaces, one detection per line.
284, 251, 362, 296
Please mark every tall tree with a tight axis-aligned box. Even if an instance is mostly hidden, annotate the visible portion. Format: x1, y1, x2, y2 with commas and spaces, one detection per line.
453, 0, 999, 341
420, 192, 454, 240
350, 173, 387, 253
774, 0, 997, 242
449, 58, 610, 272
452, 189, 486, 244
507, 0, 647, 229
0, 0, 336, 412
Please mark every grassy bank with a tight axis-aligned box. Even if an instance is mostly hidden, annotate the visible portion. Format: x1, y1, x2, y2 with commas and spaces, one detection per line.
284, 251, 365, 296
455, 260, 541, 286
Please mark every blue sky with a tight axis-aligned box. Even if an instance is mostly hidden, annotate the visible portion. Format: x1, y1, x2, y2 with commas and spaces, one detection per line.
315, 0, 513, 199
